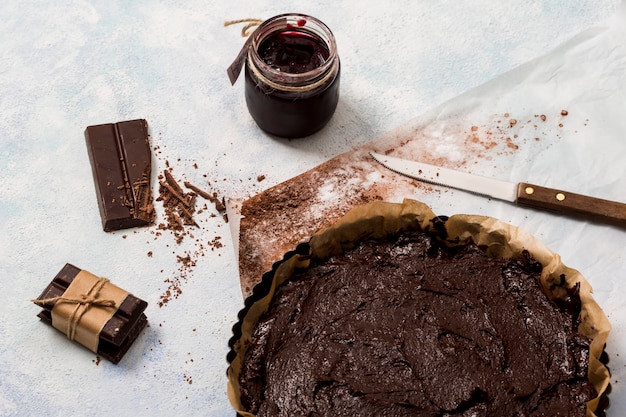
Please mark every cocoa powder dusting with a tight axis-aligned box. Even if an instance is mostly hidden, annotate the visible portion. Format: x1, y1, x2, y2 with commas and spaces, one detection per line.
239, 153, 393, 295
237, 109, 578, 296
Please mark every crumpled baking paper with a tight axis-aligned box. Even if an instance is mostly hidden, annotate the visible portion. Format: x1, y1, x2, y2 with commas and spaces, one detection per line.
228, 199, 611, 416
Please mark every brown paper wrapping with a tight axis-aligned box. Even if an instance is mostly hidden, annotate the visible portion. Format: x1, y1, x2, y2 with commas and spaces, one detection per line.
51, 270, 129, 353
227, 199, 611, 417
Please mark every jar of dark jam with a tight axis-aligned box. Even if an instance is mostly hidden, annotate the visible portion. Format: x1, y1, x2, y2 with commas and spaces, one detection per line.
245, 14, 340, 138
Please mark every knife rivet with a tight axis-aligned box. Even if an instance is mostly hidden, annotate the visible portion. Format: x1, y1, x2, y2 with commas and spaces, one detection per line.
525, 186, 534, 195
556, 193, 566, 201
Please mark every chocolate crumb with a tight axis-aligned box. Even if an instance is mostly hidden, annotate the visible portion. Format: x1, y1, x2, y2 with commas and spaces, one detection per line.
209, 236, 224, 250
561, 110, 568, 116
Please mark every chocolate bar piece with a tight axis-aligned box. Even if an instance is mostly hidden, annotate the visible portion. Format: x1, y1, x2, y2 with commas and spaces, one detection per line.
85, 119, 156, 231
35, 263, 148, 364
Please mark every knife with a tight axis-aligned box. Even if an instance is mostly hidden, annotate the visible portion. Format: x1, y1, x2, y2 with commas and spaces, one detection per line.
369, 152, 626, 228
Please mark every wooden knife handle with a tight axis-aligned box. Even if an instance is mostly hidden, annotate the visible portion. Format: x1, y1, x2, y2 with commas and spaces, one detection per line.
516, 182, 626, 228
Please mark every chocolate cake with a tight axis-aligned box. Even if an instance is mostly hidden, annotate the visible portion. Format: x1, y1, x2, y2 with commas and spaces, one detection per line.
227, 200, 611, 417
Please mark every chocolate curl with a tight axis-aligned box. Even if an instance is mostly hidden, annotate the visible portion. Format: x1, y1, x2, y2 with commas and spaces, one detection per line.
224, 18, 264, 85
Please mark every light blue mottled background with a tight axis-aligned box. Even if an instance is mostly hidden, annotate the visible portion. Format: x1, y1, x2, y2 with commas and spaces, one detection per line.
1, 1, 624, 416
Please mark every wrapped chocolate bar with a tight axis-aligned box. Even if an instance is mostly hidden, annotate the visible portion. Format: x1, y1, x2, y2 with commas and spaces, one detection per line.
33, 263, 148, 364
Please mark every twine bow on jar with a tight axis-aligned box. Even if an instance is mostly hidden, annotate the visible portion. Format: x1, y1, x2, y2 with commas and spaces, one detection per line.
224, 18, 264, 37
224, 18, 266, 85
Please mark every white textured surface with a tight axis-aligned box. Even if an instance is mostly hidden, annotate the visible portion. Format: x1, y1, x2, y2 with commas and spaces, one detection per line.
0, 1, 624, 416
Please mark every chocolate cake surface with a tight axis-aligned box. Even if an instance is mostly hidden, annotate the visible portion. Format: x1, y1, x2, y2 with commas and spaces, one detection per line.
227, 199, 611, 417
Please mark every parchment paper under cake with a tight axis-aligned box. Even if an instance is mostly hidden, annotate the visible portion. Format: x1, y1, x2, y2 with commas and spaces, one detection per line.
228, 199, 611, 416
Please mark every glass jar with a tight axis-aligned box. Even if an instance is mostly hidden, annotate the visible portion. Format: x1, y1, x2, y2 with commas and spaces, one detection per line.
244, 14, 340, 138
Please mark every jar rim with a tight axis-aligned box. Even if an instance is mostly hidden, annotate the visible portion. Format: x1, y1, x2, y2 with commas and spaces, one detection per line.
249, 13, 338, 85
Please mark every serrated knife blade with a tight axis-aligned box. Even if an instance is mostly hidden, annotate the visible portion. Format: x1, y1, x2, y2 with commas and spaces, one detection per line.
370, 152, 626, 228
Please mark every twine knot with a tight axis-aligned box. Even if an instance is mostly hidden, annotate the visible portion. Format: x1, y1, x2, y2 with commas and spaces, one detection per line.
75, 293, 116, 308
33, 277, 116, 342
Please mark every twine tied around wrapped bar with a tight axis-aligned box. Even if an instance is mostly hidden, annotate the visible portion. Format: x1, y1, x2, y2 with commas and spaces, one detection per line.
33, 277, 115, 342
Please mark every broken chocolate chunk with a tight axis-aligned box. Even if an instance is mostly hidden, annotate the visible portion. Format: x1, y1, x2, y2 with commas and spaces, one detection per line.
85, 119, 156, 231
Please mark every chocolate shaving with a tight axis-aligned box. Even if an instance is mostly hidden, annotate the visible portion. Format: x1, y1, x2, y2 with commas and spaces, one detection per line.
164, 169, 185, 195
159, 180, 193, 209
157, 169, 199, 243
184, 181, 226, 213
151, 157, 230, 309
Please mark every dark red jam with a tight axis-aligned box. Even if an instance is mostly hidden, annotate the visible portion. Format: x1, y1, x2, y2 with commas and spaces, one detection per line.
257, 31, 330, 74
245, 21, 340, 138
